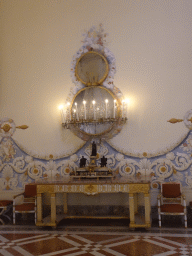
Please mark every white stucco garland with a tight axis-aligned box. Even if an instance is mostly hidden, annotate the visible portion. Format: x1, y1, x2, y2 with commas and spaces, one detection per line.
107, 130, 190, 158
12, 138, 86, 160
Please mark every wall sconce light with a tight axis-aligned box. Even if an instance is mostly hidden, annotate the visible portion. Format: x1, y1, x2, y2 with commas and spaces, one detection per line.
60, 86, 128, 139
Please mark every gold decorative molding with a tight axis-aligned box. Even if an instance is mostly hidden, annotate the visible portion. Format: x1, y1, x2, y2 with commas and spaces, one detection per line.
37, 184, 55, 194
168, 117, 192, 124
2, 124, 11, 132
84, 184, 98, 195
129, 183, 150, 194
167, 118, 183, 124
16, 125, 29, 129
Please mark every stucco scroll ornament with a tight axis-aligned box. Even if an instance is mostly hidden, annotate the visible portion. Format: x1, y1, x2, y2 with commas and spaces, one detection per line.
58, 155, 79, 180
180, 134, 192, 153
173, 153, 191, 171
115, 154, 136, 181
184, 110, 192, 130
185, 167, 192, 188
0, 165, 18, 190
115, 154, 155, 182
136, 158, 155, 180
153, 159, 173, 179
0, 138, 16, 162
165, 151, 191, 172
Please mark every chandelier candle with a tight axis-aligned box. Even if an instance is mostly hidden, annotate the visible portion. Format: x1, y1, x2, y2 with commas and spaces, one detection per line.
113, 99, 116, 118
75, 102, 79, 121
92, 100, 96, 120
83, 100, 86, 120
105, 99, 108, 119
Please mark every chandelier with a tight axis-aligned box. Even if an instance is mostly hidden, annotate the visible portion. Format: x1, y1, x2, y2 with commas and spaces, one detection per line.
59, 86, 128, 135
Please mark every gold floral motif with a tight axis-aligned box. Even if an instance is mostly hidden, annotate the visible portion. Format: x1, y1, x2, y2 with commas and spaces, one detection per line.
152, 183, 158, 189
173, 168, 177, 174
143, 152, 148, 157
125, 167, 131, 173
65, 168, 70, 174
2, 124, 11, 132
33, 168, 38, 174
160, 166, 166, 173
111, 185, 116, 192
84, 184, 98, 195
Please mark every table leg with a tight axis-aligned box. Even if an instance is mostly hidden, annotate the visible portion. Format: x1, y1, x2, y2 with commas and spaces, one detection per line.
51, 193, 56, 225
129, 193, 135, 228
63, 193, 68, 214
134, 193, 138, 214
144, 193, 151, 228
36, 193, 42, 225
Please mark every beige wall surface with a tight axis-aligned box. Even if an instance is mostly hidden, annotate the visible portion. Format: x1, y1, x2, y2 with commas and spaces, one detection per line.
0, 0, 192, 158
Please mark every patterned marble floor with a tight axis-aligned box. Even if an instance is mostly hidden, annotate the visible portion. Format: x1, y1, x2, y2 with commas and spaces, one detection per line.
0, 229, 192, 256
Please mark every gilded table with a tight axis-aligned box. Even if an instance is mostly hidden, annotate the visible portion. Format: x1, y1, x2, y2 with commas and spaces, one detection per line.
35, 182, 151, 229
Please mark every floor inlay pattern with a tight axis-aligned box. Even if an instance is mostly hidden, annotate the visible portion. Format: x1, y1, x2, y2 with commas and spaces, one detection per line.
0, 231, 192, 256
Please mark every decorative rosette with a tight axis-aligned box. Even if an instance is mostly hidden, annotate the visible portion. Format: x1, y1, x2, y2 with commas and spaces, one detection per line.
156, 163, 173, 179
119, 163, 136, 177
0, 118, 16, 137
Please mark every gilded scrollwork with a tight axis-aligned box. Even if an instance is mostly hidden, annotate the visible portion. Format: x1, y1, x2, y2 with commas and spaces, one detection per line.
84, 184, 98, 195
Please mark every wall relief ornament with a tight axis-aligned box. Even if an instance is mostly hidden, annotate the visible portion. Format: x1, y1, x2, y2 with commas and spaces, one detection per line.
0, 117, 28, 139
62, 25, 126, 141
1, 114, 192, 192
